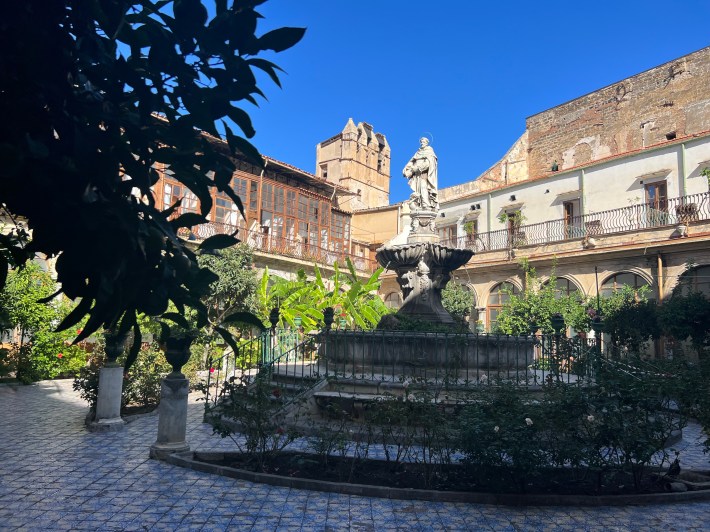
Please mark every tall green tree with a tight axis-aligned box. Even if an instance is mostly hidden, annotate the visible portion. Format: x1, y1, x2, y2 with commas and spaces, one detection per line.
0, 1, 304, 364
190, 244, 258, 366
441, 282, 475, 325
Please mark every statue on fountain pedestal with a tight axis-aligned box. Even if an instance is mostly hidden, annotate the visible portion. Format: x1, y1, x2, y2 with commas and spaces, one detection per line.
403, 137, 438, 211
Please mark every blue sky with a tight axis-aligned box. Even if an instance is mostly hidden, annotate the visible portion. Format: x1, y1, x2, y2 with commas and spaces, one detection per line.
242, 1, 710, 205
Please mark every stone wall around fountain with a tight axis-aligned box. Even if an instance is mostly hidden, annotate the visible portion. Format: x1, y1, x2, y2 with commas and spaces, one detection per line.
319, 331, 536, 381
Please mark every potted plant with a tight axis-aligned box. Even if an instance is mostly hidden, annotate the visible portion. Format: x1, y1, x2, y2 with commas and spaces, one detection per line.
158, 323, 198, 377
498, 211, 526, 246
462, 220, 476, 244
498, 211, 525, 228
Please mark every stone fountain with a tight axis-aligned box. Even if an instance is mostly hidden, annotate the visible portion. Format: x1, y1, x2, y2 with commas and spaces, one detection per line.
376, 137, 473, 324
318, 137, 532, 389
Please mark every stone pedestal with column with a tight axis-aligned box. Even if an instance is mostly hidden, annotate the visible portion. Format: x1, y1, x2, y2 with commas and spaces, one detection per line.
150, 333, 195, 459
88, 363, 126, 432
87, 331, 128, 432
149, 375, 190, 459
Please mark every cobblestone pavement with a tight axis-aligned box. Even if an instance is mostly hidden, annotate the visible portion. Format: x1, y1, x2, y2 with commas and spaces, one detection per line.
1, 380, 709, 531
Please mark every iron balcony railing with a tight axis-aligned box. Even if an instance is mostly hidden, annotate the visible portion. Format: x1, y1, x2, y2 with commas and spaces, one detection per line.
179, 221, 377, 272
441, 191, 710, 252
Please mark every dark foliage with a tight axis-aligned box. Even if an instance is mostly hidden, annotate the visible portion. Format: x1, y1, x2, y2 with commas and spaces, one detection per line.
0, 1, 304, 366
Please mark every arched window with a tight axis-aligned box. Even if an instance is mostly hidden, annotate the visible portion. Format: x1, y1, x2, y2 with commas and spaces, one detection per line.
675, 265, 710, 297
547, 277, 580, 299
601, 272, 652, 300
487, 282, 520, 331
384, 292, 402, 309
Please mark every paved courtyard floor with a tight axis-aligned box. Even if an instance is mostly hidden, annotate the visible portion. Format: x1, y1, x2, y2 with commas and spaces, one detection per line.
1, 379, 709, 531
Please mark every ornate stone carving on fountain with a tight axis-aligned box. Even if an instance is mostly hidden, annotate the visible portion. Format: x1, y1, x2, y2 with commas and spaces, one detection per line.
376, 243, 473, 324
376, 137, 473, 324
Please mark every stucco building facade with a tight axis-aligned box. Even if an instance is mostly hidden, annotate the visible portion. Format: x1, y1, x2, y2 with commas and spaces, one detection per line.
377, 47, 710, 337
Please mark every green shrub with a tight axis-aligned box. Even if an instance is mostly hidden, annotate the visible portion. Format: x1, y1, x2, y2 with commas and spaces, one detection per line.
123, 344, 172, 408
208, 372, 300, 472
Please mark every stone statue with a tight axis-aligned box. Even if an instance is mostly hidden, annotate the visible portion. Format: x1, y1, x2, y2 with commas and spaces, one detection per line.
403, 137, 438, 211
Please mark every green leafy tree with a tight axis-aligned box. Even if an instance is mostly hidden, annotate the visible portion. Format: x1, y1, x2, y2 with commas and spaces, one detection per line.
657, 291, 710, 358
0, 263, 56, 352
441, 282, 474, 325
189, 244, 258, 366
257, 259, 389, 331
0, 1, 304, 365
0, 263, 90, 381
495, 263, 590, 335
599, 285, 658, 352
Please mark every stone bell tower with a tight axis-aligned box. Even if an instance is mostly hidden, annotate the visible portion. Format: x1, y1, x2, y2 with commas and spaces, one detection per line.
315, 118, 391, 210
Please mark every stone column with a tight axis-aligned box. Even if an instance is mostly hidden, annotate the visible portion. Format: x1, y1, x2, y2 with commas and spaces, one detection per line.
149, 375, 190, 459
88, 363, 125, 432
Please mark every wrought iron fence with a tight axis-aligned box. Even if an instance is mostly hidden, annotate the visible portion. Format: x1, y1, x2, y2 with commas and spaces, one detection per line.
204, 328, 322, 411
204, 328, 605, 412
441, 191, 710, 252
180, 221, 377, 272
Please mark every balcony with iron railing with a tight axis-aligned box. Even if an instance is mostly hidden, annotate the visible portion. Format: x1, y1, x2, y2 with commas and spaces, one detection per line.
440, 191, 710, 253
178, 221, 378, 273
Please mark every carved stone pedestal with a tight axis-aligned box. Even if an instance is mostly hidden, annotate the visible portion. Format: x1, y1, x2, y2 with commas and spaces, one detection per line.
88, 364, 125, 432
149, 374, 190, 459
407, 209, 439, 244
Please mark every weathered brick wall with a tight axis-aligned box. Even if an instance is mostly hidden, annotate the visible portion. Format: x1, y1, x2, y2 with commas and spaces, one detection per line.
526, 47, 710, 177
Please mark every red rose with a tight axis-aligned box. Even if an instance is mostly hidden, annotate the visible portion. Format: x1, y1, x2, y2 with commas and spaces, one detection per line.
272, 388, 282, 398
209, 367, 215, 374
57, 353, 63, 359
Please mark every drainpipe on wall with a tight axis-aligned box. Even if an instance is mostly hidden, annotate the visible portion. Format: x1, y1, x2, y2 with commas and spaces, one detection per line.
580, 169, 586, 215
680, 143, 687, 197
486, 193, 492, 232
657, 252, 664, 303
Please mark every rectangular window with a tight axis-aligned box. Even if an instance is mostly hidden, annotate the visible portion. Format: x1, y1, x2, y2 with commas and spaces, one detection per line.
163, 182, 182, 210
563, 200, 582, 238
272, 214, 284, 240
332, 212, 344, 240
644, 181, 668, 227
437, 225, 457, 243
274, 187, 284, 214
285, 218, 295, 240
286, 190, 296, 216
215, 195, 233, 225
298, 195, 308, 220
298, 221, 309, 246
249, 181, 258, 211
232, 178, 247, 201
320, 164, 328, 179
309, 198, 319, 223
261, 183, 274, 211
183, 190, 199, 213
645, 182, 668, 211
